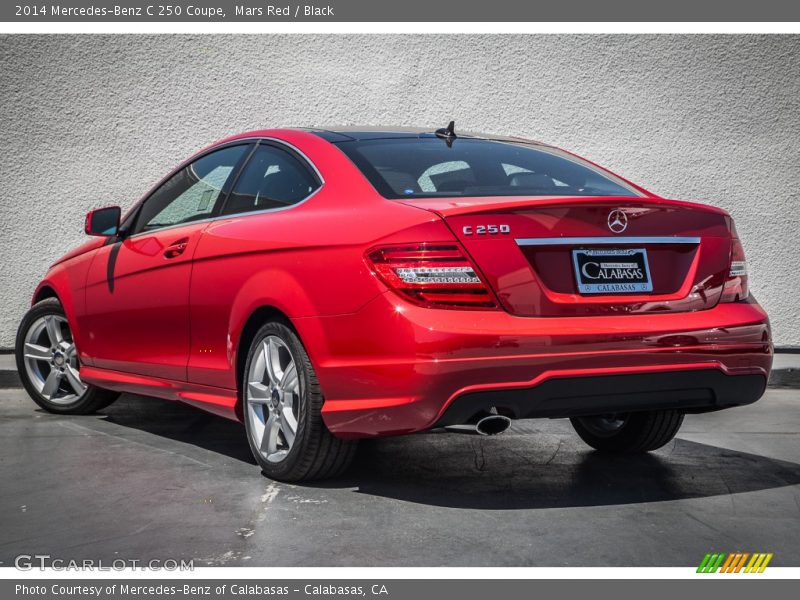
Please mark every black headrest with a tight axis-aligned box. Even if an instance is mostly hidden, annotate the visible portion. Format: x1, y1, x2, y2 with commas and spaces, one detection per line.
509, 172, 556, 189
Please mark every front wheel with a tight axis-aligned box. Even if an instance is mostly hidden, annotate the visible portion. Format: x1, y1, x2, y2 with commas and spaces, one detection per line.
570, 410, 684, 453
242, 321, 357, 481
15, 297, 119, 414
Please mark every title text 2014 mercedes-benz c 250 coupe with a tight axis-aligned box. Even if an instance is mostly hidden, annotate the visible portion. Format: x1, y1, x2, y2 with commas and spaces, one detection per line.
16, 125, 772, 481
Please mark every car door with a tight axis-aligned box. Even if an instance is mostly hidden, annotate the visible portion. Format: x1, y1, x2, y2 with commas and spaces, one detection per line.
82, 143, 251, 381
187, 141, 322, 388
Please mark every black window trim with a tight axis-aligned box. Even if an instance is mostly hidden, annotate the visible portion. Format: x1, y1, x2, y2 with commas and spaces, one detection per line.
217, 139, 324, 218
120, 137, 324, 239
125, 140, 255, 237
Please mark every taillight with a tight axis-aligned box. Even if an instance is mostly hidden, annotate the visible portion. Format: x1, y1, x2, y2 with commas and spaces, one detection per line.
720, 237, 749, 302
366, 244, 497, 309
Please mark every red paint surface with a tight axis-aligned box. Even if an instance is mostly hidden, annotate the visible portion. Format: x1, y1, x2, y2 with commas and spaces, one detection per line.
31, 129, 772, 437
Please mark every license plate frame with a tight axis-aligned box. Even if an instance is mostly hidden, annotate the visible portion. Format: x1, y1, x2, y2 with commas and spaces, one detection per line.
572, 248, 653, 295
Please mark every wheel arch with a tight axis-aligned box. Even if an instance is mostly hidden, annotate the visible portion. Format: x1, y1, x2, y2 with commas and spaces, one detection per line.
31, 267, 89, 360
33, 285, 60, 305
31, 278, 77, 328
233, 305, 296, 421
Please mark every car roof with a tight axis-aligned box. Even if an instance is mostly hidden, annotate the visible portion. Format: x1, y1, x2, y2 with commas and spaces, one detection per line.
301, 126, 548, 146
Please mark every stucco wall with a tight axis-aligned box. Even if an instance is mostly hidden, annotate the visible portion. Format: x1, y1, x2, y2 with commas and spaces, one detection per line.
1, 35, 798, 347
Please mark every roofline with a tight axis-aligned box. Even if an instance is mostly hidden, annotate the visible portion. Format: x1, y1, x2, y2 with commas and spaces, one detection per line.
205, 126, 552, 148
300, 126, 551, 146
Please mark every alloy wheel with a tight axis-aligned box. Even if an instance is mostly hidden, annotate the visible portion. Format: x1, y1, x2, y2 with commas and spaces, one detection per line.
246, 335, 300, 463
22, 314, 87, 404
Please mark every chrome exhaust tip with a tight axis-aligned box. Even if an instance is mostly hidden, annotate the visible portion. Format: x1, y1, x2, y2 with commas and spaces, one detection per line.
475, 414, 512, 436
443, 412, 512, 436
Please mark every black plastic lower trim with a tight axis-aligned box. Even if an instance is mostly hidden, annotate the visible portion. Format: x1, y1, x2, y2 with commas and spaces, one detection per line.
435, 369, 767, 426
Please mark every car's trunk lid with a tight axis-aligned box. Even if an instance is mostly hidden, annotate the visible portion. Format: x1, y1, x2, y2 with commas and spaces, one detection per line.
399, 195, 732, 316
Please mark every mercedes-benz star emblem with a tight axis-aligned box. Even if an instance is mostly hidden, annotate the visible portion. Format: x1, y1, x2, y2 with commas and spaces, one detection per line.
607, 209, 628, 233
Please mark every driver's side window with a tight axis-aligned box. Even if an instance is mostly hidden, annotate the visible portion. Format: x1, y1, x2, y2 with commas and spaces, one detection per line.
134, 144, 249, 234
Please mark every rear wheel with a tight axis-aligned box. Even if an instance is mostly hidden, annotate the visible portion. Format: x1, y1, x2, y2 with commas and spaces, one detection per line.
570, 410, 684, 453
15, 298, 118, 414
242, 321, 357, 481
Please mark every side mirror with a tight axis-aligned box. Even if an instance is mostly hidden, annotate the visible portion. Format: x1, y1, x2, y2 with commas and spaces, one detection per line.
85, 206, 121, 237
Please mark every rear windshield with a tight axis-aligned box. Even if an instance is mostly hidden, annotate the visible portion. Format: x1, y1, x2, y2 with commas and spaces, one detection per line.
335, 137, 643, 199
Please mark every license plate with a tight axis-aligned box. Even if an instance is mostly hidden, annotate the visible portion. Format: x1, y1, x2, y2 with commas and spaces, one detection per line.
572, 248, 653, 294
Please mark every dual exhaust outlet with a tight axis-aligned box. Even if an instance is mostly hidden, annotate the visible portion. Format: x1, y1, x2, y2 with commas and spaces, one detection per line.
444, 409, 512, 436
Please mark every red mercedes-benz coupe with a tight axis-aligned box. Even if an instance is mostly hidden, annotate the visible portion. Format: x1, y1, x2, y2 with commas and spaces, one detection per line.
16, 125, 772, 481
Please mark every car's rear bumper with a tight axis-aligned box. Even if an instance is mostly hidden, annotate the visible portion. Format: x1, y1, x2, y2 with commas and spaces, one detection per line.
294, 292, 772, 439
434, 368, 766, 426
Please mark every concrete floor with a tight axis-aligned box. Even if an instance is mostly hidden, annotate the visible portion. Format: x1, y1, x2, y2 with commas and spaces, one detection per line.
0, 388, 798, 567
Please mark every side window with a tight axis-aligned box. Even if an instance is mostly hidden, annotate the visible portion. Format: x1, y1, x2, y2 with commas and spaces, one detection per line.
134, 144, 249, 234
221, 144, 320, 215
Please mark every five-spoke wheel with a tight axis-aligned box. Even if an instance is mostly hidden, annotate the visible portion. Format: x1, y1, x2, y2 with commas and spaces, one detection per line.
242, 321, 357, 481
22, 313, 86, 403
246, 335, 300, 463
15, 298, 118, 414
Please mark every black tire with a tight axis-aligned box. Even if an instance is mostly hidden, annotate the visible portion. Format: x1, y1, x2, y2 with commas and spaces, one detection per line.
242, 320, 357, 482
570, 410, 684, 453
15, 297, 119, 414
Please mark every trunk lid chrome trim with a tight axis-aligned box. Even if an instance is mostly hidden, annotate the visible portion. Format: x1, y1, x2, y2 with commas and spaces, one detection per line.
515, 236, 701, 246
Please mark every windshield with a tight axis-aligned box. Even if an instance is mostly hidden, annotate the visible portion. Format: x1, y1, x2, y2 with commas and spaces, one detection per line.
335, 137, 644, 199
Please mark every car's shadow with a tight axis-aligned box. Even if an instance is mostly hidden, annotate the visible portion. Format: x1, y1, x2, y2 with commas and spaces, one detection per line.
99, 394, 256, 464
97, 394, 800, 510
